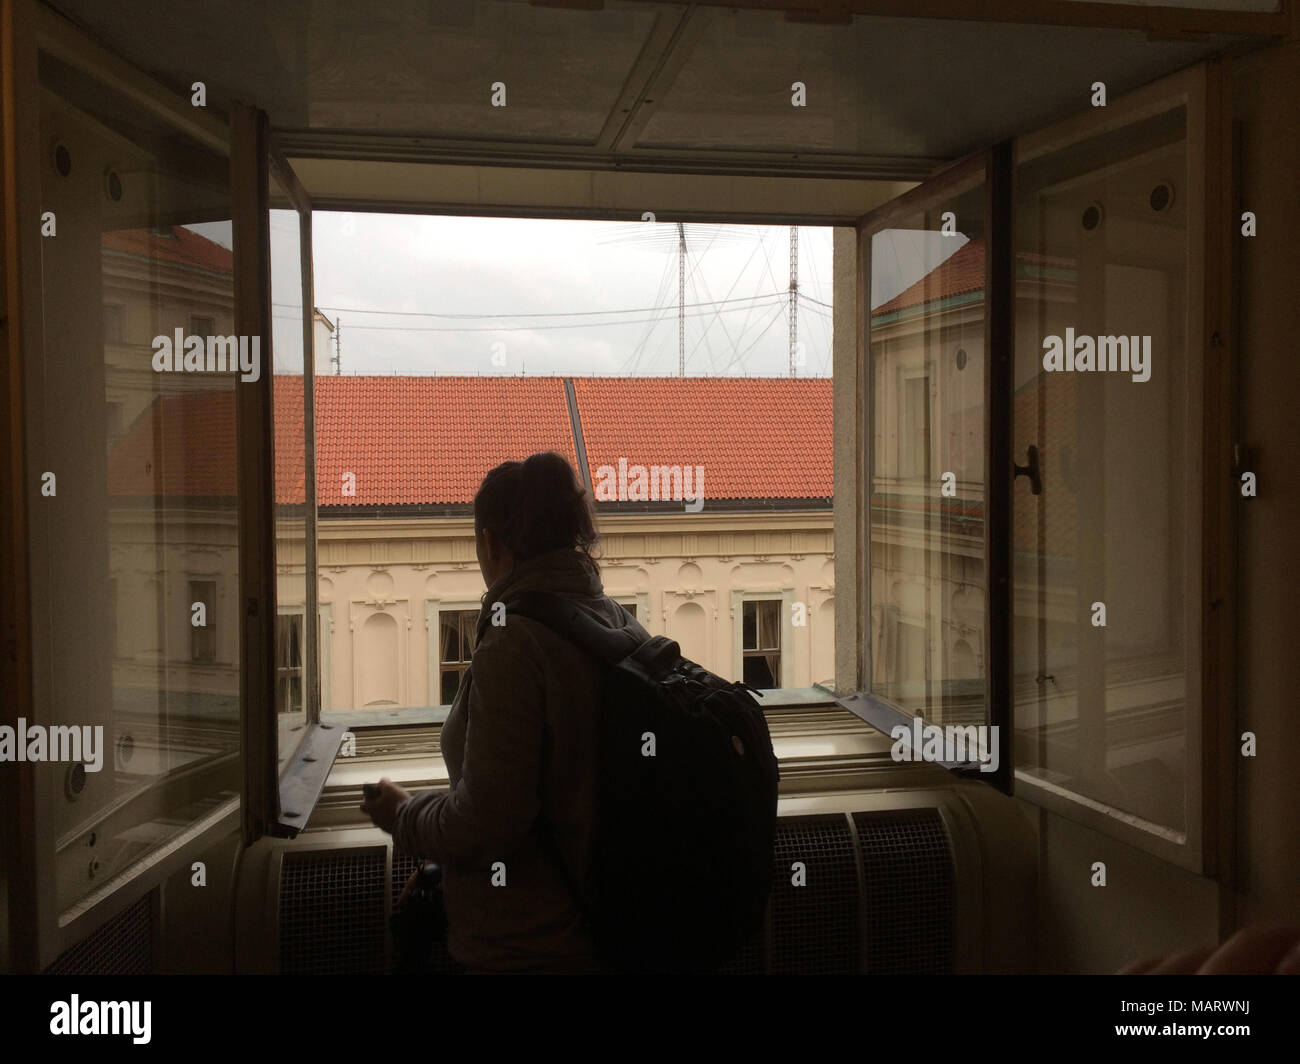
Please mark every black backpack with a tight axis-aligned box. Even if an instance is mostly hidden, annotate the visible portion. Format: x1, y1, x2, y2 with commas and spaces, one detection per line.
506, 591, 780, 973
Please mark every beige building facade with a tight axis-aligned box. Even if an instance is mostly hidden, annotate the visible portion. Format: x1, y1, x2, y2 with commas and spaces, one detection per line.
307, 511, 835, 713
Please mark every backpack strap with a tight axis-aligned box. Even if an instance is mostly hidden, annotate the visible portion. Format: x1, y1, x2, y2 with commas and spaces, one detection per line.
506, 591, 644, 665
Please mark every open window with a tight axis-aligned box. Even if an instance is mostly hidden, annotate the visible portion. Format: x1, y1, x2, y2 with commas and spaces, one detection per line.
840, 149, 1011, 787
838, 63, 1229, 868
4, 1, 1249, 974
10, 7, 244, 968
231, 105, 339, 842
1008, 66, 1227, 871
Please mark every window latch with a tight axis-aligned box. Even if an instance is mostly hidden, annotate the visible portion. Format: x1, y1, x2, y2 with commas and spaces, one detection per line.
1014, 444, 1042, 495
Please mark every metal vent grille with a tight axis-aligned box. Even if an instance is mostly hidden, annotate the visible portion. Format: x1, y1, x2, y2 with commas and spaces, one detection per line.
45, 893, 153, 974
769, 814, 859, 974
280, 849, 386, 974
391, 851, 419, 911
853, 808, 955, 974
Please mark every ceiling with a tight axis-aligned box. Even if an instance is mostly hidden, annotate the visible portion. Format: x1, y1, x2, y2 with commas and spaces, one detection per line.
39, 0, 1247, 182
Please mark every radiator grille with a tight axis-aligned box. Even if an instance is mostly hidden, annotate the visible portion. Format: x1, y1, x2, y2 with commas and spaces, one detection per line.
769, 814, 859, 974
45, 893, 153, 974
274, 808, 959, 974
280, 849, 386, 974
853, 808, 955, 974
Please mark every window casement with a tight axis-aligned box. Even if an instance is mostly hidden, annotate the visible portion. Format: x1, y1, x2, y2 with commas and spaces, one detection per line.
840, 62, 1231, 872
275, 609, 305, 715
436, 606, 479, 706
742, 599, 782, 687
899, 370, 931, 480
611, 592, 651, 626
731, 589, 795, 691
425, 600, 481, 710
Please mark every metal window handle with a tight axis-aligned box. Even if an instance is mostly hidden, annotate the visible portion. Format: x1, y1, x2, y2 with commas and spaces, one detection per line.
1014, 444, 1042, 495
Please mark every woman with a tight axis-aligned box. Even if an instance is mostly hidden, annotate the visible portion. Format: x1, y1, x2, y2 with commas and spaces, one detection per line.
361, 451, 647, 973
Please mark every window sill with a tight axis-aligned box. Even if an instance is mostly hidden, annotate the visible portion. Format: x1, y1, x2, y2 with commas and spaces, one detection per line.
307, 692, 961, 829
320, 687, 838, 729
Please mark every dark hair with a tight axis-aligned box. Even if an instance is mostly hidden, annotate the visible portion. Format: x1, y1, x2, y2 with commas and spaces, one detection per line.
473, 451, 599, 562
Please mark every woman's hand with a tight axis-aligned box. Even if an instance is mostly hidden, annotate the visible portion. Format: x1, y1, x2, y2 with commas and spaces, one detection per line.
359, 777, 411, 834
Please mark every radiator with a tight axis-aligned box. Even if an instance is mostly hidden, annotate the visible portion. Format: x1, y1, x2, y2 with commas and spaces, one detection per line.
44, 893, 155, 975
248, 782, 1034, 974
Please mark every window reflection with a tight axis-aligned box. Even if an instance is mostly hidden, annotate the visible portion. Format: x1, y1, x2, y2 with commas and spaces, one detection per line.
37, 52, 240, 910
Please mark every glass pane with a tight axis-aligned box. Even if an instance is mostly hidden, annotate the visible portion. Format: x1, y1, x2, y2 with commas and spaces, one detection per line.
35, 52, 238, 911
440, 669, 460, 706
743, 654, 776, 689
868, 173, 987, 728
271, 168, 310, 764
440, 615, 458, 664
459, 610, 474, 662
758, 600, 780, 651
1012, 107, 1190, 832
742, 601, 757, 650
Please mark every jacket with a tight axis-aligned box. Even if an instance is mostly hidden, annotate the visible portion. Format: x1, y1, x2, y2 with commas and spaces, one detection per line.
390, 546, 648, 972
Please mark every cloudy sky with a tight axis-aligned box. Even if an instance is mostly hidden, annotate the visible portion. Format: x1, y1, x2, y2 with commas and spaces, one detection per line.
199, 211, 967, 378
293, 212, 836, 378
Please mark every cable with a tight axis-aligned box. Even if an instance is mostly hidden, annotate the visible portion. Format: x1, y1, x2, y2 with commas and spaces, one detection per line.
284, 290, 789, 321
297, 299, 787, 334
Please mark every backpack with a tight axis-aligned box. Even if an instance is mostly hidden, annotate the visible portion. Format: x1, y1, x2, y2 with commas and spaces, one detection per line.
506, 590, 780, 974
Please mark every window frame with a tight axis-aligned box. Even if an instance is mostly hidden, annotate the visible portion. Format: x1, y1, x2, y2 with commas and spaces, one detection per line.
843, 63, 1232, 872
234, 107, 338, 842
1001, 63, 1230, 875
3, 0, 243, 970
274, 606, 306, 714
610, 592, 650, 626
730, 588, 795, 691
843, 147, 1014, 789
426, 600, 482, 709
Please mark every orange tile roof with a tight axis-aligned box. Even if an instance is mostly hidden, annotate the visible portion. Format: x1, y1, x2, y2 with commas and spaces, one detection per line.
873, 239, 986, 316
108, 375, 834, 507
107, 387, 240, 500
108, 380, 309, 505
573, 377, 832, 501
314, 376, 577, 506
102, 226, 234, 276
872, 241, 1078, 317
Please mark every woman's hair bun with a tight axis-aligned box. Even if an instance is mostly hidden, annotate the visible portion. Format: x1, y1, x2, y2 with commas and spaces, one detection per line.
474, 451, 599, 562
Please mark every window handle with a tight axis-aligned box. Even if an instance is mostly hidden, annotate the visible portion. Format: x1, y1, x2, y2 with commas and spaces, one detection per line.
1014, 444, 1042, 495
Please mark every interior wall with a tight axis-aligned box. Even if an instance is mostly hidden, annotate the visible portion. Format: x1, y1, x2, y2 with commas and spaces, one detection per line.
1019, 801, 1220, 972
158, 827, 241, 974
1231, 29, 1300, 930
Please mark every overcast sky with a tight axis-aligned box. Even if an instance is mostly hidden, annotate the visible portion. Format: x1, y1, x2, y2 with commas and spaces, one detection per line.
197, 212, 968, 378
